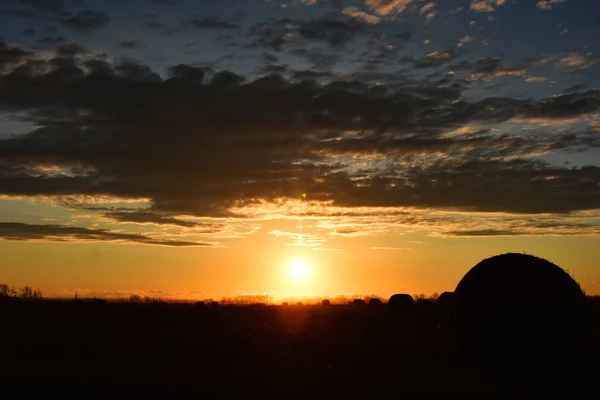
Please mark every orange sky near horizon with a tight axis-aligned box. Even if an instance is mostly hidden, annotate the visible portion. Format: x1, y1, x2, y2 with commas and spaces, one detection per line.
2, 213, 599, 301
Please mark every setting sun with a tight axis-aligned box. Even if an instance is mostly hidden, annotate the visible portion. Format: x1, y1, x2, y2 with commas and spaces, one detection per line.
288, 259, 311, 284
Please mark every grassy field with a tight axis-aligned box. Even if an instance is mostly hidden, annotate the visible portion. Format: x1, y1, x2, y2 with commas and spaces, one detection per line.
1, 298, 599, 396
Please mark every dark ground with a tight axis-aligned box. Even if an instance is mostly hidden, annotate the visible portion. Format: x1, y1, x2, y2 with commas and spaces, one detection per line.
1, 299, 599, 397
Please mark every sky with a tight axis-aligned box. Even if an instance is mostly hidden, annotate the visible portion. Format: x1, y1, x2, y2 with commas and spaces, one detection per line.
0, 0, 599, 300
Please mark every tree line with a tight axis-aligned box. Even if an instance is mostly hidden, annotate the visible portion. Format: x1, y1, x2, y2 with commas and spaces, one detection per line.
0, 284, 43, 300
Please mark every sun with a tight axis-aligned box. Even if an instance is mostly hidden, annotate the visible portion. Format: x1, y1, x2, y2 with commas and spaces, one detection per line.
288, 259, 311, 284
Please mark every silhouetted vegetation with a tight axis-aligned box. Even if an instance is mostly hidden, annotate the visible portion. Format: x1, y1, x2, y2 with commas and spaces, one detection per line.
0, 284, 42, 300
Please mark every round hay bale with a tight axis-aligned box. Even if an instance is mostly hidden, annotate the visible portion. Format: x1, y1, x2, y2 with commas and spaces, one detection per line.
436, 291, 455, 311
388, 293, 414, 310
321, 299, 331, 306
451, 253, 587, 367
368, 298, 382, 306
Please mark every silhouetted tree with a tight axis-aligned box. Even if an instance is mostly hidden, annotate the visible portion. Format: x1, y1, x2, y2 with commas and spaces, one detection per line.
18, 286, 42, 300
129, 295, 142, 303
0, 284, 18, 298
451, 253, 587, 368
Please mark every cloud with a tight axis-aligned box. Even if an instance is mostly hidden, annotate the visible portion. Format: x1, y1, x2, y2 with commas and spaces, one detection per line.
365, 0, 413, 16
118, 40, 144, 49
341, 7, 381, 24
470, 0, 506, 13
62, 11, 110, 32
0, 44, 599, 223
189, 18, 240, 30
249, 17, 370, 50
536, 0, 566, 10
0, 222, 214, 246
103, 212, 211, 228
0, 41, 32, 71
414, 51, 456, 67
370, 247, 411, 250
268, 230, 326, 247
38, 35, 66, 45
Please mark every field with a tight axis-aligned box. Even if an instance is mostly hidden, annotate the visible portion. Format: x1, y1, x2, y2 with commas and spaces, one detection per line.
1, 298, 599, 397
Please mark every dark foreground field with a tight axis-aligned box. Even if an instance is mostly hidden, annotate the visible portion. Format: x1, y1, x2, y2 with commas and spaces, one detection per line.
1, 299, 599, 397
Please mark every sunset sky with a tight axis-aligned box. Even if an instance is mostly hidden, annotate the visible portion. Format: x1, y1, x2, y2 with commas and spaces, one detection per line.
0, 0, 599, 300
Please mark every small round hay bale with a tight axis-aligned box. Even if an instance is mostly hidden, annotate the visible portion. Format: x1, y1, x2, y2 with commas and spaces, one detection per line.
388, 294, 414, 311
436, 291, 455, 311
368, 298, 382, 306
321, 299, 331, 306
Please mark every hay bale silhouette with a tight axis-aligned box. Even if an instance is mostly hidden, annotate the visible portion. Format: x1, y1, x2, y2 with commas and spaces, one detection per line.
368, 298, 382, 306
436, 291, 454, 311
451, 253, 587, 367
388, 294, 414, 311
352, 299, 366, 306
321, 299, 331, 306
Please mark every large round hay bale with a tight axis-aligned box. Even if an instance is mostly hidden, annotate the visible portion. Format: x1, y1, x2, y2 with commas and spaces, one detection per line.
451, 253, 587, 367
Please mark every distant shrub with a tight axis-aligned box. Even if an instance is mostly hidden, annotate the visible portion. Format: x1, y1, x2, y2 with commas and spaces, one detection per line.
129, 295, 142, 303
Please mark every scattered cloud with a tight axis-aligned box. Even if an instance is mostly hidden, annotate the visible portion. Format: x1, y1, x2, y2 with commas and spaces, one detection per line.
537, 0, 566, 10
62, 11, 110, 32
0, 222, 215, 246
470, 0, 507, 13
341, 7, 381, 24
189, 18, 240, 30
365, 0, 413, 16
249, 17, 370, 50
370, 246, 411, 250
118, 40, 144, 49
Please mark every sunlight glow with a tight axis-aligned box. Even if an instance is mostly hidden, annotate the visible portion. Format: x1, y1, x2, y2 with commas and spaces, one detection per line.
288, 259, 311, 284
